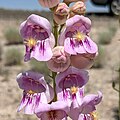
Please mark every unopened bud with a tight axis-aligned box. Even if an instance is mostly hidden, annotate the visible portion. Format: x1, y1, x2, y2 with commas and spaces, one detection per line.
38, 0, 60, 8
53, 3, 69, 25
70, 1, 86, 17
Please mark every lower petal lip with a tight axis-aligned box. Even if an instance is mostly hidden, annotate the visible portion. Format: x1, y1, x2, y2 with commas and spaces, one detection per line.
64, 38, 77, 55
30, 40, 53, 61
83, 37, 98, 54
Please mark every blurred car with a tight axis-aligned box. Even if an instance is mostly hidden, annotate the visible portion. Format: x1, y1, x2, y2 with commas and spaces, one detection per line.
90, 0, 120, 15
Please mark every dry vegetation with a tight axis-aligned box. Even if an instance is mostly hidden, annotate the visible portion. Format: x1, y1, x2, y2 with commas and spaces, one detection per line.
0, 9, 119, 120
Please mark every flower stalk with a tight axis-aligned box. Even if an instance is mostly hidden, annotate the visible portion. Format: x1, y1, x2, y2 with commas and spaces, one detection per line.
53, 20, 59, 46
16, 0, 103, 119
51, 19, 59, 102
52, 71, 57, 102
59, 24, 65, 34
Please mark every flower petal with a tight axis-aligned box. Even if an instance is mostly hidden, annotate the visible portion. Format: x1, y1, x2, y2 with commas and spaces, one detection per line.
83, 36, 98, 54
64, 38, 77, 55
66, 15, 91, 34
56, 66, 89, 89
51, 101, 70, 113
75, 41, 86, 54
56, 87, 72, 108
81, 91, 102, 114
40, 92, 48, 104
31, 40, 53, 61
58, 28, 66, 45
20, 14, 52, 39
39, 110, 67, 120
17, 92, 28, 112
49, 33, 55, 48
81, 104, 96, 114
27, 14, 51, 35
35, 103, 51, 114
16, 71, 47, 92
71, 54, 94, 69
75, 88, 84, 106
68, 106, 80, 120
35, 101, 68, 120
24, 97, 35, 114
24, 52, 31, 62
45, 84, 54, 103
78, 114, 92, 120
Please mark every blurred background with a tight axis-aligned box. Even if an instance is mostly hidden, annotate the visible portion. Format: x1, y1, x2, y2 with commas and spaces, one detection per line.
0, 0, 119, 120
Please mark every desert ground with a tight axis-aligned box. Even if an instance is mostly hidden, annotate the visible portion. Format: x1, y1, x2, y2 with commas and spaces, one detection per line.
0, 12, 119, 120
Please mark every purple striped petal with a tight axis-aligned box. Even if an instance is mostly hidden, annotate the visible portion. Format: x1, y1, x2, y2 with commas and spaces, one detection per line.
64, 38, 77, 55
31, 40, 53, 61
83, 36, 98, 54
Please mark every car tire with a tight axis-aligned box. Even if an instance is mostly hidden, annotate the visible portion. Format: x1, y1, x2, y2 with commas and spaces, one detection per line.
110, 0, 120, 15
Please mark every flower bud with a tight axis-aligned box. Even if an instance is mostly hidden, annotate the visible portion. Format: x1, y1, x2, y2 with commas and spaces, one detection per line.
38, 0, 60, 8
70, 1, 86, 17
53, 3, 69, 25
47, 46, 70, 72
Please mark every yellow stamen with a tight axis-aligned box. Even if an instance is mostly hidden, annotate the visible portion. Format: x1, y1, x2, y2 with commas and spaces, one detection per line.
28, 90, 35, 95
73, 31, 85, 41
26, 38, 37, 48
90, 112, 98, 120
70, 86, 78, 94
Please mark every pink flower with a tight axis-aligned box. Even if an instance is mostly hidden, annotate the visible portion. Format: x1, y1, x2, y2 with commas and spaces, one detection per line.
80, 91, 102, 114
16, 71, 54, 114
53, 3, 69, 25
55, 67, 102, 120
56, 67, 89, 107
59, 15, 98, 69
67, 91, 102, 120
38, 0, 60, 8
68, 91, 102, 120
20, 14, 55, 62
70, 1, 86, 17
35, 101, 69, 120
59, 15, 97, 55
47, 46, 71, 72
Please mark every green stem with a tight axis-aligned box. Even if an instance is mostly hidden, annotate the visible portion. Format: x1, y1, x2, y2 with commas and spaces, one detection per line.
59, 24, 65, 34
50, 20, 59, 102
53, 20, 59, 46
52, 72, 57, 102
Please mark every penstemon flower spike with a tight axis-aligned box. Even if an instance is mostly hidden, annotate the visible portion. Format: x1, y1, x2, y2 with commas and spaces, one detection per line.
16, 0, 103, 120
